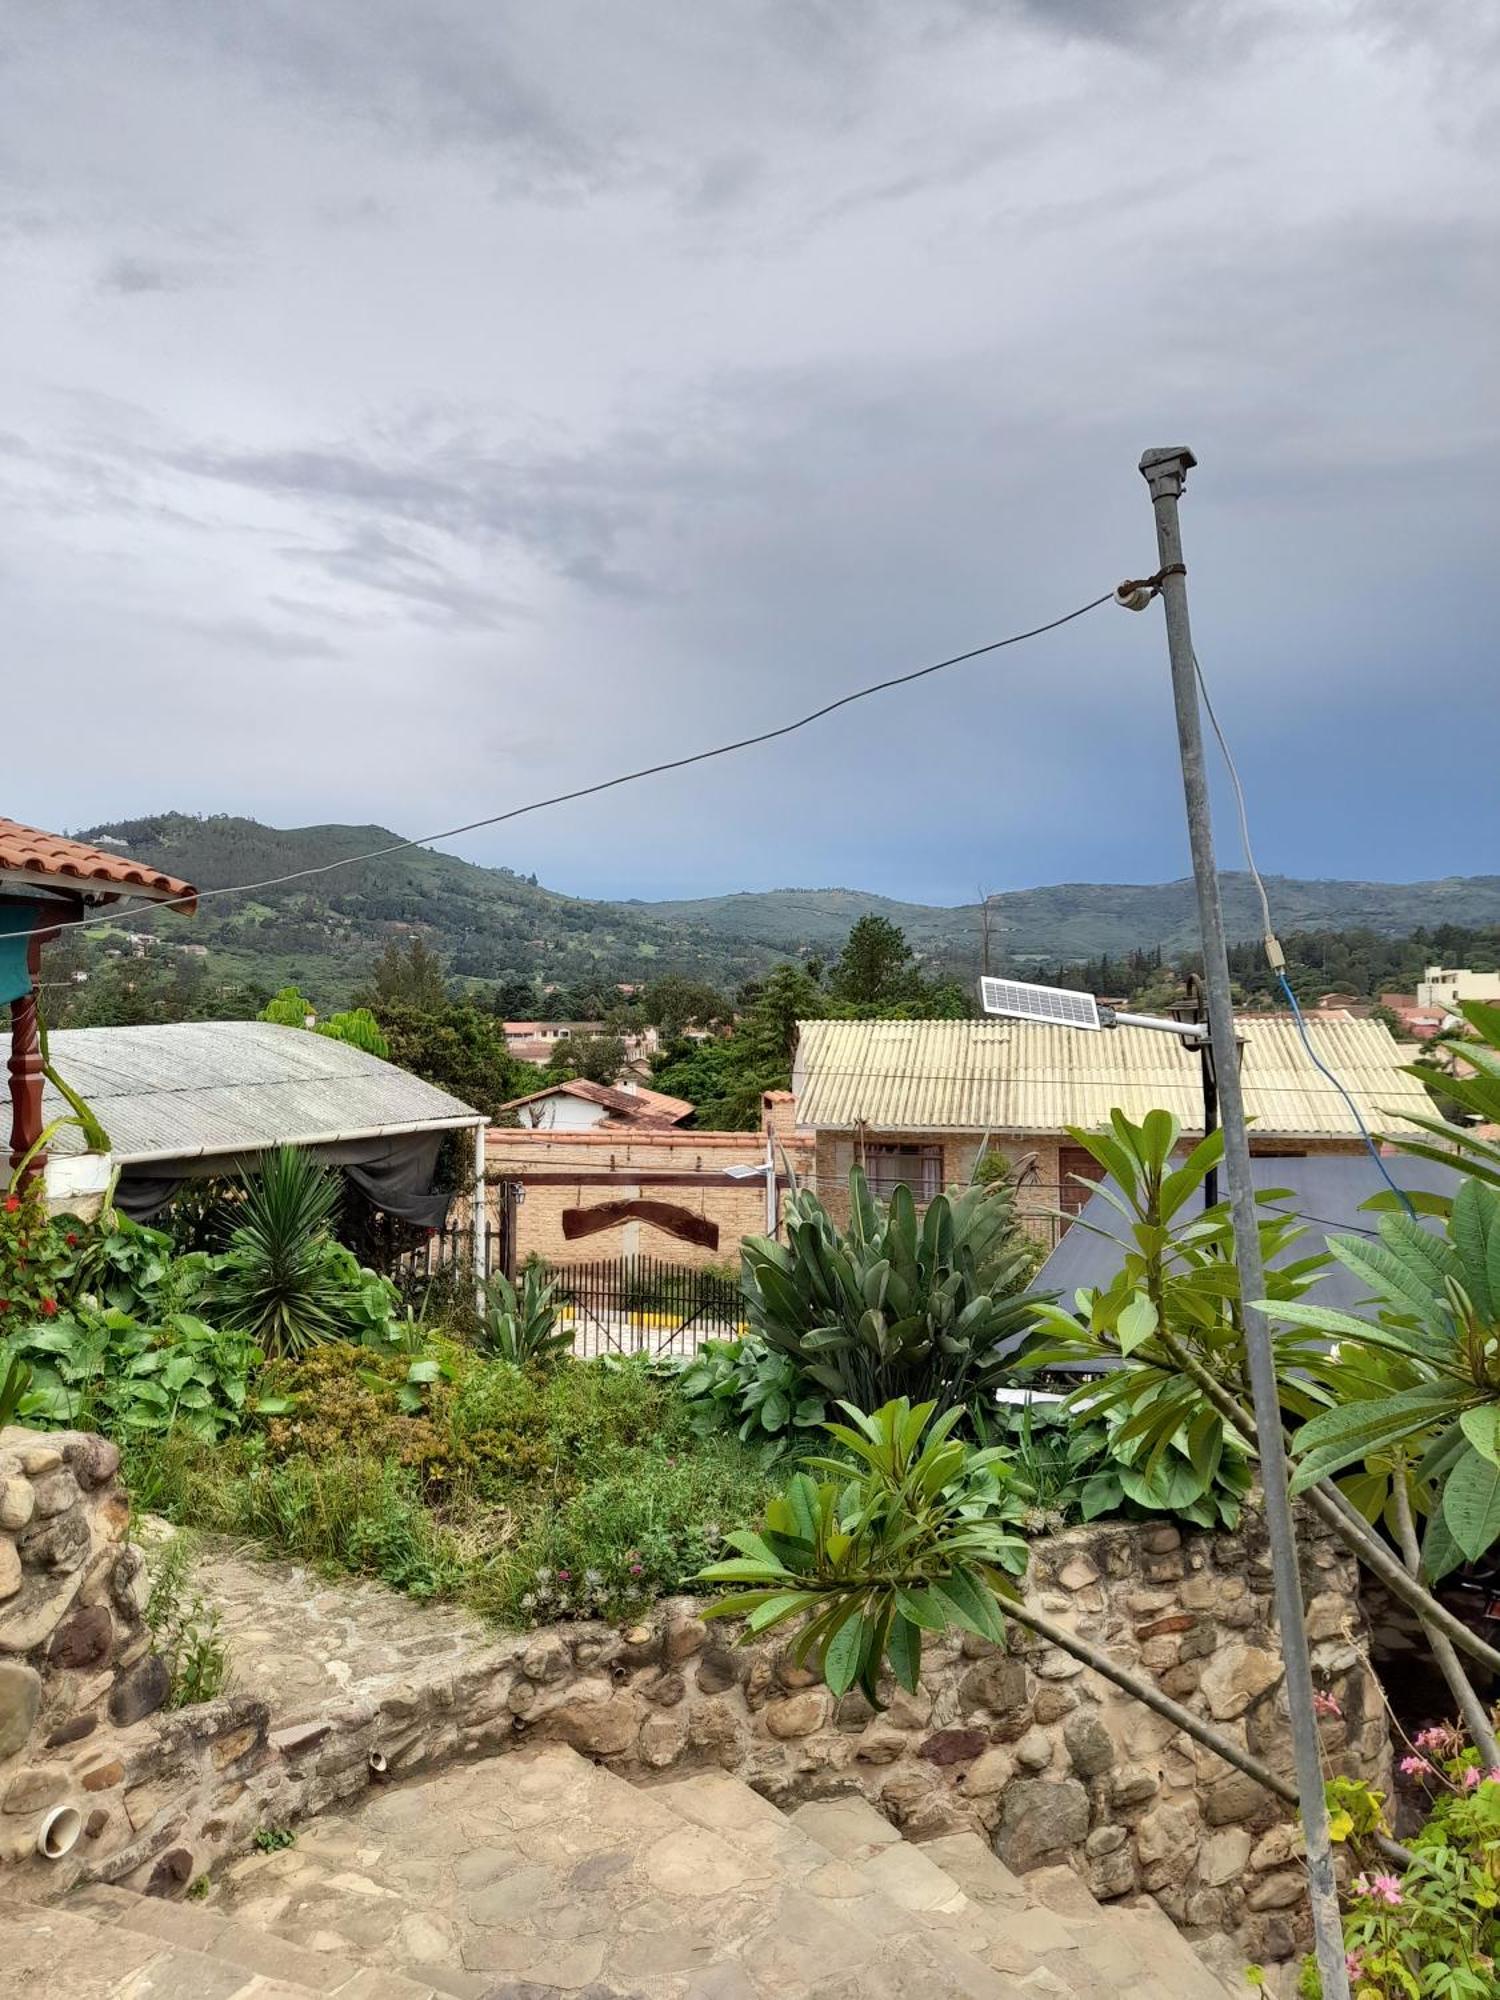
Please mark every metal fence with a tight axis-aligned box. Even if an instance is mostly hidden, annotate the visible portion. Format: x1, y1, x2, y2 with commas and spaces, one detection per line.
545, 1255, 745, 1360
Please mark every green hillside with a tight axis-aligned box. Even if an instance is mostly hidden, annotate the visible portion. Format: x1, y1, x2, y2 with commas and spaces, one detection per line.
72, 813, 1500, 1005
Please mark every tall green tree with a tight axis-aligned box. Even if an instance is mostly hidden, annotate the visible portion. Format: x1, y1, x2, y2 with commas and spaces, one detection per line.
362, 937, 448, 1012
830, 916, 916, 1006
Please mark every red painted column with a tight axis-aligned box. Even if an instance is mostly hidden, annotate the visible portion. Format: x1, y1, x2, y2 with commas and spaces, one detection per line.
7, 932, 46, 1180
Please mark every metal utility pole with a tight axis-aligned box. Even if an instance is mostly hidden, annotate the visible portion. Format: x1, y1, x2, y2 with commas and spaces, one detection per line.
1139, 447, 1349, 2000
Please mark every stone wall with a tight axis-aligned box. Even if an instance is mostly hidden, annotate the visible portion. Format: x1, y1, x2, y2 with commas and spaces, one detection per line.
0, 1427, 1388, 1972
0, 1426, 175, 1865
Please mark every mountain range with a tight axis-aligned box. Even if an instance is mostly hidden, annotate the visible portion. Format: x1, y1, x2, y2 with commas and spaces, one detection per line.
77, 814, 1500, 1004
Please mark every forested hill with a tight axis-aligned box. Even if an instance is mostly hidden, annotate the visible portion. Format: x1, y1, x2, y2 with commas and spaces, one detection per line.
71, 813, 1500, 1005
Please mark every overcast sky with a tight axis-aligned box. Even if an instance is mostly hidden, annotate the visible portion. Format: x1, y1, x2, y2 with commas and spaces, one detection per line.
3, 2, 1495, 905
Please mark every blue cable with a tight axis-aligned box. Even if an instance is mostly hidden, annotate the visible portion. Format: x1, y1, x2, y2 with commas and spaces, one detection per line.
1275, 971, 1416, 1218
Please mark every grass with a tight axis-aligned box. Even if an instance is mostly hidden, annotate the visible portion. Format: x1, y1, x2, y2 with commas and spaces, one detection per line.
123, 1350, 781, 1628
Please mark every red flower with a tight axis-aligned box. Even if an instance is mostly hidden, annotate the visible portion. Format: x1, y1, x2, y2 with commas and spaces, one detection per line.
3, 1195, 19, 1214
0, 1300, 9, 1313
65, 1233, 78, 1248
39, 1297, 58, 1317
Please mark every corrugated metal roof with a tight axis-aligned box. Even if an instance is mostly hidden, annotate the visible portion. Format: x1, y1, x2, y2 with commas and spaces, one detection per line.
41, 1021, 481, 1163
792, 1015, 1433, 1140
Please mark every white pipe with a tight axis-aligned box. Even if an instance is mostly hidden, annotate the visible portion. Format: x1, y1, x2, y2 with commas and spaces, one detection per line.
368, 1749, 389, 1776
36, 1804, 82, 1859
1107, 1010, 1210, 1040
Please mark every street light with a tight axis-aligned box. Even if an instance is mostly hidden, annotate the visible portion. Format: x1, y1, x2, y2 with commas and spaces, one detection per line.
978, 975, 1221, 1205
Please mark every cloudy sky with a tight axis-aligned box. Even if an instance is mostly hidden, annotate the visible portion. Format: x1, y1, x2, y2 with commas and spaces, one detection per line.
3, 2, 1495, 904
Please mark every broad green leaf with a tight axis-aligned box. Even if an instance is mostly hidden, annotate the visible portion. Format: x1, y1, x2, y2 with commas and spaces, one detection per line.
1459, 1406, 1500, 1467
886, 1612, 922, 1692
1442, 1447, 1500, 1563
822, 1604, 867, 1696
1116, 1292, 1159, 1356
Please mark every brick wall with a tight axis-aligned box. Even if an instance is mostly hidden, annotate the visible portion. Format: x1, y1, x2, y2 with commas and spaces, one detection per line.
485, 1125, 817, 1269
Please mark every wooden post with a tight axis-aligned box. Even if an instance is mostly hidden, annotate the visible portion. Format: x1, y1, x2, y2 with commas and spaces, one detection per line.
7, 933, 46, 1181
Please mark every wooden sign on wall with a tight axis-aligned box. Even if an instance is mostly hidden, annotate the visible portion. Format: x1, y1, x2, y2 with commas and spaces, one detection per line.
561, 1198, 720, 1251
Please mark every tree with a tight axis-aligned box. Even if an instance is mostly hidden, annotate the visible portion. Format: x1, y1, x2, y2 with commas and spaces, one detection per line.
830, 916, 916, 1006
488, 975, 540, 1019
640, 975, 730, 1041
375, 1002, 536, 1121
546, 1032, 627, 1086
261, 986, 315, 1028
362, 938, 448, 1012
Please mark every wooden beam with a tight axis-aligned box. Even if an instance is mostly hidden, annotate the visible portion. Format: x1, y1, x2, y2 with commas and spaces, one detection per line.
562, 1199, 720, 1250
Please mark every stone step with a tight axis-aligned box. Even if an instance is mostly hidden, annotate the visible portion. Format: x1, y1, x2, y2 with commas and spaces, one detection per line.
65, 1882, 442, 1999
917, 1829, 1241, 2000
783, 1793, 1233, 2000
204, 1743, 1040, 1999
1, 1896, 439, 2000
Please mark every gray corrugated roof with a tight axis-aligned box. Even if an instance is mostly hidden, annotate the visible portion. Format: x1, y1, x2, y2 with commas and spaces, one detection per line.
792, 1015, 1432, 1140
42, 1021, 481, 1163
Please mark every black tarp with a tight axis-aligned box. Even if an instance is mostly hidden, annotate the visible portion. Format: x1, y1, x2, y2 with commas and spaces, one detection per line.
115, 1130, 455, 1229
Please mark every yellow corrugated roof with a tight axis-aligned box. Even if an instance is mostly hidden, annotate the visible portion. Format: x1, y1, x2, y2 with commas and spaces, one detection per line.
791, 1015, 1433, 1140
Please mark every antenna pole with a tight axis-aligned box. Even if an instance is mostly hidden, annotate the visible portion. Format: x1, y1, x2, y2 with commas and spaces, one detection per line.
1138, 446, 1349, 2000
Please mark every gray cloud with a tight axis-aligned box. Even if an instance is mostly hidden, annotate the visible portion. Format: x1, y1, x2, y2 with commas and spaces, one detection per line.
0, 0, 1495, 901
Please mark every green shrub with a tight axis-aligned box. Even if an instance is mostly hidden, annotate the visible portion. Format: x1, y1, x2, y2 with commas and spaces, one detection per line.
742, 1169, 1041, 1416
125, 1433, 470, 1601
4, 1306, 259, 1441
144, 1533, 231, 1707
679, 1336, 826, 1447
480, 1267, 572, 1366
474, 1437, 774, 1625
700, 1398, 1029, 1702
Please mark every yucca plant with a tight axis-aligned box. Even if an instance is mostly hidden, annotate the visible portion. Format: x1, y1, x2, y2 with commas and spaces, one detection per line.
741, 1168, 1041, 1417
210, 1148, 348, 1359
1279, 1178, 1500, 1579
699, 1397, 1028, 1702
481, 1265, 573, 1366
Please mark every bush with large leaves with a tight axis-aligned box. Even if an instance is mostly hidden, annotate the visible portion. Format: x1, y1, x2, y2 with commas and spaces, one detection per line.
480, 1266, 573, 1366
698, 1397, 1028, 1701
1279, 1178, 1500, 1580
1025, 1109, 1330, 1508
208, 1148, 402, 1358
741, 1168, 1040, 1417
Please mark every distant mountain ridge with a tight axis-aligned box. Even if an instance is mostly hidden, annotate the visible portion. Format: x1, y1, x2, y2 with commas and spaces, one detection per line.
78, 813, 1500, 999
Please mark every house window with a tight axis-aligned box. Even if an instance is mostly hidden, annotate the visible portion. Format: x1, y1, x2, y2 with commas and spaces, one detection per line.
863, 1143, 943, 1201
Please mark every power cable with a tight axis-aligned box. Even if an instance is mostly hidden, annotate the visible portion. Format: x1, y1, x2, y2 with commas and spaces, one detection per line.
42, 589, 1115, 941
1191, 648, 1416, 1217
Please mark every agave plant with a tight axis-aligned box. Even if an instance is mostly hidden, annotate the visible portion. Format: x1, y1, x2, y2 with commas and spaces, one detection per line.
1278, 1178, 1500, 1578
699, 1397, 1028, 1702
481, 1265, 573, 1366
741, 1168, 1041, 1416
209, 1147, 350, 1359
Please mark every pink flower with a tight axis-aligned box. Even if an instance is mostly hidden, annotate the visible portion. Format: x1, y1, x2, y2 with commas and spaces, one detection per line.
1353, 1873, 1403, 1907
1462, 1766, 1483, 1790
629, 1563, 644, 1576
1400, 1755, 1434, 1777
1345, 1953, 1364, 1979
1312, 1691, 1342, 1720
556, 1569, 572, 1582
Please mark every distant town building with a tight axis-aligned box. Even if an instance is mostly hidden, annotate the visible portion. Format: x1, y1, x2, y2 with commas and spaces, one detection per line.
1416, 966, 1500, 1013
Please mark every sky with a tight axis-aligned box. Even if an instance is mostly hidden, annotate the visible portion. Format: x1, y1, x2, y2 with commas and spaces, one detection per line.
3, 2, 1496, 906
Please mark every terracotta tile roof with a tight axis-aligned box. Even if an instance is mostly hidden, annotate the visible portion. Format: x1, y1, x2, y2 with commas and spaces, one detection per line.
0, 819, 197, 911
501, 1077, 694, 1126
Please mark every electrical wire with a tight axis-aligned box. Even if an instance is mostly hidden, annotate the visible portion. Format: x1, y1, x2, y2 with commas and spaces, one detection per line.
41, 589, 1115, 941
1192, 647, 1417, 1217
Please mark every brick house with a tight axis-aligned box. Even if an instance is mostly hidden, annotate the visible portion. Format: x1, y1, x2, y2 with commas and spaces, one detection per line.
791, 1014, 1434, 1246
485, 1094, 815, 1268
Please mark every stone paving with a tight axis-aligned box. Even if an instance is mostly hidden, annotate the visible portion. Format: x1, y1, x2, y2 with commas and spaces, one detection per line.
173, 1531, 508, 1725
190, 1742, 1247, 2000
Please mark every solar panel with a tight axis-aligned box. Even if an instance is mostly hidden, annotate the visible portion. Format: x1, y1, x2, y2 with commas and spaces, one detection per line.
979, 977, 1102, 1030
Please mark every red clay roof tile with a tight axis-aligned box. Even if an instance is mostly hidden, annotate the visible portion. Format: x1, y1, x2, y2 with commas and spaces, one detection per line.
0, 819, 197, 911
